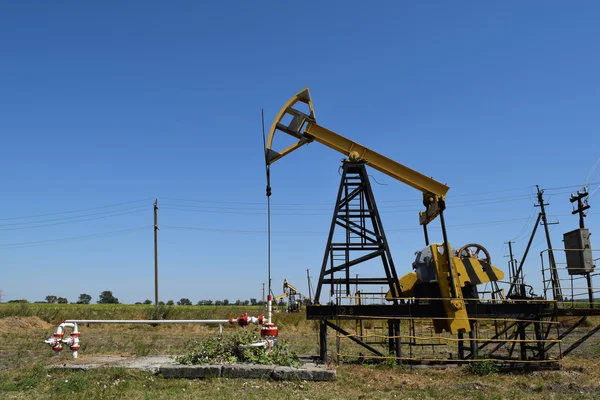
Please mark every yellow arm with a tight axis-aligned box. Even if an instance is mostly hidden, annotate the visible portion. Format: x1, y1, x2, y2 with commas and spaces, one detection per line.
283, 279, 299, 295
273, 293, 289, 301
266, 88, 449, 224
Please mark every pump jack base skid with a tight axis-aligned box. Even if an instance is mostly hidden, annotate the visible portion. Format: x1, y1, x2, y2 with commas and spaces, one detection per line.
307, 303, 600, 365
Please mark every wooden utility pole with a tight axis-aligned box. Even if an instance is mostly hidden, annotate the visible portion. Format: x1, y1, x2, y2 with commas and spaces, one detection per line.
570, 188, 593, 307
537, 186, 562, 301
571, 188, 591, 229
306, 269, 313, 304
154, 199, 159, 306
262, 283, 265, 303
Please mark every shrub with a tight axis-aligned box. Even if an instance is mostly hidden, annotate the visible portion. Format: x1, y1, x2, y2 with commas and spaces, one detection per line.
175, 329, 299, 367
467, 357, 499, 375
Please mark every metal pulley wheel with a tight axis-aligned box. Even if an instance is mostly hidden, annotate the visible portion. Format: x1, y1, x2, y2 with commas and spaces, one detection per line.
457, 243, 491, 264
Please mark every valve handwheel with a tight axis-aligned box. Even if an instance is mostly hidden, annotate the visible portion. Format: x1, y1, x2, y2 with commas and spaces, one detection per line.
457, 243, 491, 264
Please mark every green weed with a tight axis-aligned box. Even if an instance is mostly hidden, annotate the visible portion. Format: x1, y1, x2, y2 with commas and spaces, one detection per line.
467, 357, 499, 376
175, 329, 299, 367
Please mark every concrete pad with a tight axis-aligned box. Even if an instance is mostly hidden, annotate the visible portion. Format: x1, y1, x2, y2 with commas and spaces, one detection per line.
222, 364, 274, 379
47, 355, 336, 381
272, 365, 336, 381
161, 364, 222, 379
50, 355, 179, 374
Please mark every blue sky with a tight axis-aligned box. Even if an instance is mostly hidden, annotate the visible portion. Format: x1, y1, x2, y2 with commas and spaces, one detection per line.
0, 1, 599, 304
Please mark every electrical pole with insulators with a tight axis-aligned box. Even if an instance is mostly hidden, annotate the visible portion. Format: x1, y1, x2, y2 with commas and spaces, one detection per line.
154, 199, 159, 306
569, 187, 594, 307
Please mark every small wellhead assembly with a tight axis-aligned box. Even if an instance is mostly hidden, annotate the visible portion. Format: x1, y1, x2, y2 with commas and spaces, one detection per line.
44, 313, 278, 358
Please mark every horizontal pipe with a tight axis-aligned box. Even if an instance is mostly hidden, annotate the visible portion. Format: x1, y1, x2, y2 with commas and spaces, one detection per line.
64, 319, 231, 324
57, 322, 75, 334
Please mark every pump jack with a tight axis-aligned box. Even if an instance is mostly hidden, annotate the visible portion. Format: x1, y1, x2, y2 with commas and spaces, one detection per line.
266, 88, 503, 334
264, 88, 600, 365
273, 280, 303, 313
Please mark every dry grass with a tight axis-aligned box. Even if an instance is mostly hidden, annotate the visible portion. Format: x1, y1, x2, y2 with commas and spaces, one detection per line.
0, 316, 53, 333
1, 305, 600, 399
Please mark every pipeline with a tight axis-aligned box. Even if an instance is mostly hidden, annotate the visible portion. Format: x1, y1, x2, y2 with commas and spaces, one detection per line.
43, 313, 278, 358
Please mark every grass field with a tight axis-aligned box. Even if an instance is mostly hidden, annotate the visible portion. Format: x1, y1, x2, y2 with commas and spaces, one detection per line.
1, 304, 599, 399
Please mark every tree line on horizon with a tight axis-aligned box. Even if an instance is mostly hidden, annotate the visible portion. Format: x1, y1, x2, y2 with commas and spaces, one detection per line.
3, 291, 279, 306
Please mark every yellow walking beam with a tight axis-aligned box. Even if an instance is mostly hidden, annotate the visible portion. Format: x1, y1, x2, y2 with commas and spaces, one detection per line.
266, 88, 449, 200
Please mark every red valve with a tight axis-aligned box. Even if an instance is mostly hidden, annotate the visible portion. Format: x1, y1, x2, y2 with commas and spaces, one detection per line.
70, 332, 81, 350
52, 333, 64, 351
261, 323, 279, 338
237, 313, 249, 327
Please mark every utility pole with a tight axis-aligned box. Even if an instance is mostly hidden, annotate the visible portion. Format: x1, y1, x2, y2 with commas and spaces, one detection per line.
571, 188, 590, 229
154, 199, 159, 306
505, 241, 523, 295
505, 241, 516, 282
570, 187, 593, 307
262, 282, 265, 303
508, 212, 542, 298
537, 186, 563, 301
306, 269, 313, 304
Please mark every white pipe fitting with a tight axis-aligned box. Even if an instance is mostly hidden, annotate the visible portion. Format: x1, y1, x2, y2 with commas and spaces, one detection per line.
239, 338, 278, 353
267, 295, 273, 324
45, 314, 268, 358
44, 322, 80, 358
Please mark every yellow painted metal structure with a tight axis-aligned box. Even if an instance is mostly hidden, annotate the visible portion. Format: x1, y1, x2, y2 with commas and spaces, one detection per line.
273, 292, 288, 302
266, 88, 505, 336
266, 88, 449, 224
283, 279, 298, 295
385, 272, 418, 300
273, 279, 302, 312
386, 245, 505, 334
429, 244, 470, 334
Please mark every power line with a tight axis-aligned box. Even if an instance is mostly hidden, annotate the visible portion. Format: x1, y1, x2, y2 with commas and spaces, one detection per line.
0, 182, 593, 224
444, 217, 530, 228
387, 217, 531, 232
510, 206, 537, 242
162, 225, 319, 235
160, 203, 333, 211
161, 206, 334, 216
590, 186, 600, 201
160, 194, 535, 216
161, 191, 534, 208
0, 209, 147, 232
0, 226, 151, 249
448, 197, 531, 209
585, 157, 600, 183
543, 181, 600, 191
161, 197, 271, 206
0, 198, 153, 222
0, 205, 147, 228
161, 216, 531, 236
448, 185, 535, 198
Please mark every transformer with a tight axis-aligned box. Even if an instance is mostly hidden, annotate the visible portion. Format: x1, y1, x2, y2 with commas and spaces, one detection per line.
563, 228, 594, 275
